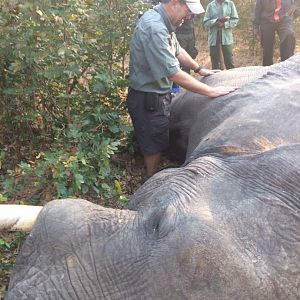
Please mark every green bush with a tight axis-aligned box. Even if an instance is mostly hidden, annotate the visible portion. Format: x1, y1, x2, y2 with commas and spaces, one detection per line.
0, 0, 146, 203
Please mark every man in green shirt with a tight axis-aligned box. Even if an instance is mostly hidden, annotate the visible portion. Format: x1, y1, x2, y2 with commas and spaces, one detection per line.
128, 0, 237, 178
203, 0, 239, 69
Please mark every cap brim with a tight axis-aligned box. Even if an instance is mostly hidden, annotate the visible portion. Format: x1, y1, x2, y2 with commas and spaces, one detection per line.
186, 2, 205, 14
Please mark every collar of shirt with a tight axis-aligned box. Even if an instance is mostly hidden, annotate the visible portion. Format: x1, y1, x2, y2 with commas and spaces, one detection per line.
214, 0, 230, 4
154, 4, 176, 33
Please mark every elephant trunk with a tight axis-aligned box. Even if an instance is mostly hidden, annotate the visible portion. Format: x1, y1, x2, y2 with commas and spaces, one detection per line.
0, 205, 42, 231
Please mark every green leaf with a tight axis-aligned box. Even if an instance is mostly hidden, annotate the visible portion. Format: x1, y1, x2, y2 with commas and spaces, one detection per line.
56, 183, 68, 198
0, 194, 8, 202
80, 158, 87, 165
57, 48, 65, 57
0, 239, 11, 250
114, 179, 122, 194
75, 173, 84, 189
101, 182, 110, 191
92, 82, 107, 93
92, 185, 100, 194
81, 184, 88, 194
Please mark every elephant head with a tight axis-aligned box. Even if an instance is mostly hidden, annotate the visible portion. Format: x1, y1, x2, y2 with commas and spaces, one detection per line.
6, 141, 300, 299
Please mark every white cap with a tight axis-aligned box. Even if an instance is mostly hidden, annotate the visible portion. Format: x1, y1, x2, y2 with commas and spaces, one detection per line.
185, 0, 205, 14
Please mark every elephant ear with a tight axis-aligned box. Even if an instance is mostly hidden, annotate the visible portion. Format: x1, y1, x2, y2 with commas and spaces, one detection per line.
143, 204, 177, 239
7, 199, 137, 298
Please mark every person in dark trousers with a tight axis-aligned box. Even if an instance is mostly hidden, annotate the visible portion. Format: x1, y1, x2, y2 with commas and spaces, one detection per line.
203, 0, 239, 70
175, 17, 198, 73
127, 0, 237, 178
253, 0, 300, 66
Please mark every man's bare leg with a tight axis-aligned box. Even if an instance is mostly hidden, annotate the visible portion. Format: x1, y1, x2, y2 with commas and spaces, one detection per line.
144, 153, 161, 178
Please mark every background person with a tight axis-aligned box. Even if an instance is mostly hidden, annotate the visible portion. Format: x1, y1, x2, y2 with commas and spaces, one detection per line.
253, 0, 300, 66
127, 0, 237, 178
175, 17, 199, 73
203, 0, 239, 69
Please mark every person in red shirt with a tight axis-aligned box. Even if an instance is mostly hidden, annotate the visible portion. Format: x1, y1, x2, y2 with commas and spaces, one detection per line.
253, 0, 300, 66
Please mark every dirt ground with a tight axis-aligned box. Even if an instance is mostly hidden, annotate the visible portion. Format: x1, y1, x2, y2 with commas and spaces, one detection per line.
1, 25, 300, 299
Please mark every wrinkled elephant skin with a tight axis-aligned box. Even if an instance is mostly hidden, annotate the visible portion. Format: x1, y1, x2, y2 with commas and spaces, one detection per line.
7, 54, 300, 299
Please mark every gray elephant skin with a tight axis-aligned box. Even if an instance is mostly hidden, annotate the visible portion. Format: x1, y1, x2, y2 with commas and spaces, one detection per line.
6, 53, 300, 299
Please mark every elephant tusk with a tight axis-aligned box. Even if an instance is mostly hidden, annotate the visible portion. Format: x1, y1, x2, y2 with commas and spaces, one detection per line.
0, 205, 42, 232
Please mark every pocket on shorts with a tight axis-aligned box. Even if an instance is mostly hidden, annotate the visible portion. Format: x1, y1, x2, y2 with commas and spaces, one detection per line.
144, 93, 160, 112
126, 89, 139, 112
148, 98, 170, 137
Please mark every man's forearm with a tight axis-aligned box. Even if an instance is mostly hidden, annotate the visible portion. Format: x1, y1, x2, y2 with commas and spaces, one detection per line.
169, 70, 213, 96
169, 70, 238, 98
177, 48, 199, 72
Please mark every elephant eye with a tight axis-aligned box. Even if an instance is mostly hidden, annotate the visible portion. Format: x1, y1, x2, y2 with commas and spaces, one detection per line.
144, 205, 177, 239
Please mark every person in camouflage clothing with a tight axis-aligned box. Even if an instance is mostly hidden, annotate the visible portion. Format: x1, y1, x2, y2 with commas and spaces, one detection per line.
176, 17, 199, 73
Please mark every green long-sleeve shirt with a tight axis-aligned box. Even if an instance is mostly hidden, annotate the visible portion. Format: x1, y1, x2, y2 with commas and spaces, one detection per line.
203, 0, 239, 46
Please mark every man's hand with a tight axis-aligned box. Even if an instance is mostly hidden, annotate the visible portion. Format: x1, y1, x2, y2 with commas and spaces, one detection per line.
207, 86, 238, 98
217, 16, 230, 26
199, 68, 221, 77
218, 16, 230, 23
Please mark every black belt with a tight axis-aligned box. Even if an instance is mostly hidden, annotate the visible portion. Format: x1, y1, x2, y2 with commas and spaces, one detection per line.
129, 87, 171, 97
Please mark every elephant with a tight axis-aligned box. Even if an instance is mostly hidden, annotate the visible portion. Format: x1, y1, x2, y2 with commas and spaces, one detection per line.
168, 65, 271, 162
3, 53, 300, 299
